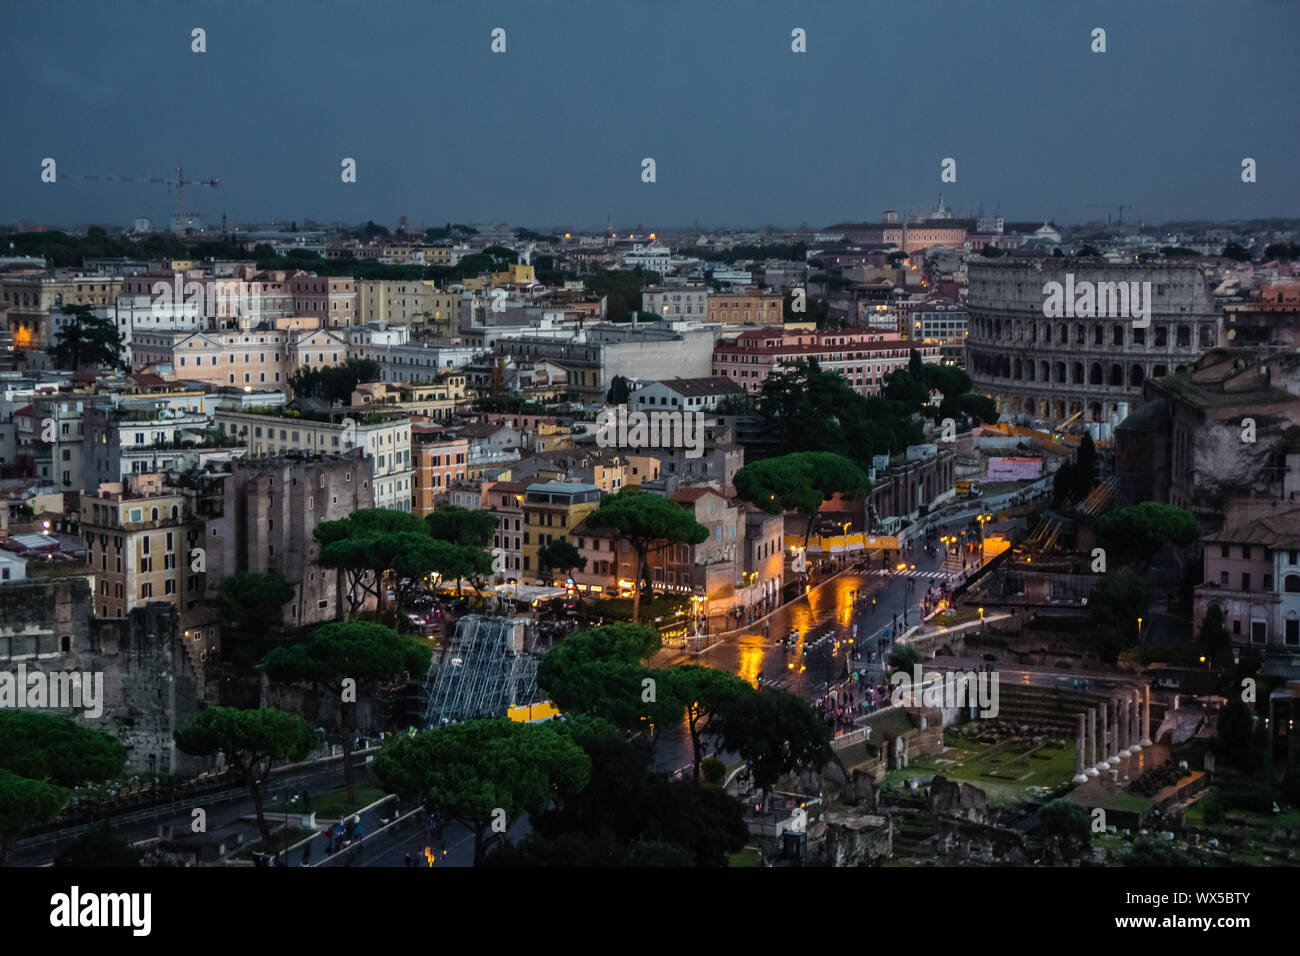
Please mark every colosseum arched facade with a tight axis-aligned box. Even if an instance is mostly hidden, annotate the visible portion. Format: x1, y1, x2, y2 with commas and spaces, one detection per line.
966, 259, 1222, 422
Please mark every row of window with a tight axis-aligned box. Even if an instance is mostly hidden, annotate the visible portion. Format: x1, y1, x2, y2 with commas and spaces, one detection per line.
1216, 571, 1300, 593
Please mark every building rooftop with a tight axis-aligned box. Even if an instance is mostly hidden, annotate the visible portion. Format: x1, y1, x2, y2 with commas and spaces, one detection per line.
652, 377, 746, 398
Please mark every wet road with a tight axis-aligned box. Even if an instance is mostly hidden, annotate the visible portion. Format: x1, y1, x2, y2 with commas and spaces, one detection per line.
651, 520, 985, 774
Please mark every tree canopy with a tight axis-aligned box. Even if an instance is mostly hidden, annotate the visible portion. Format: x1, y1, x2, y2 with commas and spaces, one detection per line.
217, 571, 295, 657
264, 620, 429, 799
50, 305, 125, 372
538, 539, 587, 579
584, 490, 709, 622
1097, 502, 1201, 563
288, 357, 382, 406
1086, 572, 1151, 662
174, 706, 317, 839
734, 451, 870, 549
373, 718, 590, 865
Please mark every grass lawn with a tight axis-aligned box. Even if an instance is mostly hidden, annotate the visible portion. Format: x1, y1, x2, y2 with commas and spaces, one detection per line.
879, 734, 1079, 806
282, 784, 389, 819
728, 848, 764, 867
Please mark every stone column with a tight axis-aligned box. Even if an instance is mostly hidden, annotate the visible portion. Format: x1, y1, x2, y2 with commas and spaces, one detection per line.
1140, 684, 1152, 747
1098, 700, 1111, 770
1118, 696, 1132, 758
1086, 708, 1099, 776
1129, 689, 1143, 752
1073, 712, 1089, 783
1108, 700, 1121, 764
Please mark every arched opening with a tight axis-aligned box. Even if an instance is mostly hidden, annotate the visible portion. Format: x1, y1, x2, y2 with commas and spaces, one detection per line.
1112, 325, 1125, 347
1130, 365, 1144, 387
1071, 362, 1084, 385
1093, 324, 1104, 346
1153, 364, 1168, 378
1054, 362, 1066, 384
1089, 363, 1103, 385
1109, 364, 1123, 387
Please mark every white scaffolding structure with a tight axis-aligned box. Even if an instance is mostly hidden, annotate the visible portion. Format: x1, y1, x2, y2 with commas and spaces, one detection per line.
421, 615, 546, 727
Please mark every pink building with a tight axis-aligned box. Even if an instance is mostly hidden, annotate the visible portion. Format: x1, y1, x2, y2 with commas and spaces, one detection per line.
712, 328, 941, 396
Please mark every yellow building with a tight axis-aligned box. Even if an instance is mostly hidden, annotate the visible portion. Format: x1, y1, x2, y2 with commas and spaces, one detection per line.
521, 481, 602, 582
706, 290, 784, 327
80, 474, 204, 620
491, 264, 536, 286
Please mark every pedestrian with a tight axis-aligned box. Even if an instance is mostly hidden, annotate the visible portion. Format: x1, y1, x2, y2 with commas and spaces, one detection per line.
404, 852, 413, 867
302, 841, 311, 866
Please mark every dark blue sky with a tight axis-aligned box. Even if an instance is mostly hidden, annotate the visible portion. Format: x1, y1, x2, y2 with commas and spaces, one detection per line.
3, 0, 1296, 231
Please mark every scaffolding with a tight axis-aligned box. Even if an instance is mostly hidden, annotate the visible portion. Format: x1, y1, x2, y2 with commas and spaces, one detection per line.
421, 615, 546, 727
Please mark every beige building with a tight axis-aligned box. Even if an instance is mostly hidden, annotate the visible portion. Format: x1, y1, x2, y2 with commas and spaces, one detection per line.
289, 274, 355, 328
356, 279, 462, 335
131, 326, 347, 387
350, 375, 467, 422
80, 474, 204, 620
706, 290, 784, 327
213, 408, 413, 512
3, 272, 124, 350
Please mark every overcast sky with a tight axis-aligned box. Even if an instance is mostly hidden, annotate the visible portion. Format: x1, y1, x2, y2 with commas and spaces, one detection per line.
2, 0, 1297, 232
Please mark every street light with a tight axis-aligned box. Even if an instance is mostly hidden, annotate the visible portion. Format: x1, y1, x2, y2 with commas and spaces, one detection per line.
979, 606, 985, 632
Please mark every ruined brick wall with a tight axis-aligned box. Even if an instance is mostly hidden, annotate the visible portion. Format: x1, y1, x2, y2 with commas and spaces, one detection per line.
205, 452, 377, 631
0, 578, 206, 776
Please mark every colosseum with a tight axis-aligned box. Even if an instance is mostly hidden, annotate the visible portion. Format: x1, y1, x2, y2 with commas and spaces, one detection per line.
966, 258, 1222, 423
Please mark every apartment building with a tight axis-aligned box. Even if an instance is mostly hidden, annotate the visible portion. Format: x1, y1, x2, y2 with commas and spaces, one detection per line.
571, 485, 751, 611
642, 283, 708, 322
82, 401, 243, 492
706, 290, 784, 327
521, 481, 601, 581
1195, 508, 1300, 655
80, 474, 205, 620
346, 324, 480, 383
213, 408, 413, 511
482, 479, 527, 582
712, 328, 940, 397
411, 425, 470, 516
289, 274, 356, 328
356, 279, 462, 333
3, 272, 125, 350
131, 326, 348, 388
350, 376, 466, 423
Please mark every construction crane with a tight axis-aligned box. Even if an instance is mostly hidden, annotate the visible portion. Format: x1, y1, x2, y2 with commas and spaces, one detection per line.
1087, 203, 1129, 225
62, 166, 219, 235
